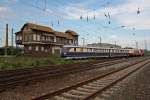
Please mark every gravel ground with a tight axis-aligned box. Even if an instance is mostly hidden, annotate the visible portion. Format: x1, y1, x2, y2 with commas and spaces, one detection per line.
0, 60, 132, 100
97, 61, 150, 100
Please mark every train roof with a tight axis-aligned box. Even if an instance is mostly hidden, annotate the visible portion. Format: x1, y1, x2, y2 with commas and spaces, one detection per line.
63, 45, 130, 50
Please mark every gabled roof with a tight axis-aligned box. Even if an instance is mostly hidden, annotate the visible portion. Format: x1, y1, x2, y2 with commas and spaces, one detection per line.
22, 22, 54, 33
54, 31, 66, 38
65, 30, 78, 36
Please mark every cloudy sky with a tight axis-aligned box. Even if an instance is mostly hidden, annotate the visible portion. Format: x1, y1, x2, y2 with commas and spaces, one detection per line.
0, 0, 150, 50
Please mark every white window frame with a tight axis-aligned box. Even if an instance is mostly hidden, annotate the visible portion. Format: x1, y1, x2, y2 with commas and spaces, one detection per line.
35, 46, 39, 51
33, 34, 36, 41
28, 46, 32, 50
37, 34, 40, 41
41, 47, 44, 51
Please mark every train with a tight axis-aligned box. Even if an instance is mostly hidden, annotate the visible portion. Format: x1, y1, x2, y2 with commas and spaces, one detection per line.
61, 45, 144, 59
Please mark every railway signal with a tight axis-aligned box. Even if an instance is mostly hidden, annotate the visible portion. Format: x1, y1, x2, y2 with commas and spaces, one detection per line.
51, 21, 53, 27
93, 15, 96, 20
80, 15, 83, 20
58, 20, 60, 25
87, 16, 89, 22
137, 8, 140, 14
104, 13, 107, 17
108, 21, 111, 24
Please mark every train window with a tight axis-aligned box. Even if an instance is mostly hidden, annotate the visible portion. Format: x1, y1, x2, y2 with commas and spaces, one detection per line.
104, 49, 106, 53
88, 48, 92, 52
74, 48, 76, 52
111, 49, 113, 53
81, 48, 83, 52
107, 49, 108, 52
99, 49, 102, 52
107, 49, 109, 53
69, 48, 75, 52
101, 49, 103, 52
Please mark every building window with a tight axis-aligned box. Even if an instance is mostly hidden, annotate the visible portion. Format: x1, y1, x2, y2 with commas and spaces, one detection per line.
20, 35, 22, 40
35, 46, 39, 51
42, 36, 45, 41
41, 47, 44, 51
37, 34, 40, 41
24, 35, 28, 41
16, 35, 22, 40
28, 34, 32, 41
33, 34, 36, 41
16, 35, 19, 40
28, 46, 32, 50
45, 49, 48, 52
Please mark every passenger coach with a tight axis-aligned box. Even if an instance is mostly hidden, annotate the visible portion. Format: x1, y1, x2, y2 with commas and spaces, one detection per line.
61, 45, 129, 59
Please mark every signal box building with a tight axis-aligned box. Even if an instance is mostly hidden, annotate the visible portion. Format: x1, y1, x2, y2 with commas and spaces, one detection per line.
15, 23, 78, 56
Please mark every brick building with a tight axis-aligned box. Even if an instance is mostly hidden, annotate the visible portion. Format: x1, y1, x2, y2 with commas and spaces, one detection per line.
15, 23, 78, 56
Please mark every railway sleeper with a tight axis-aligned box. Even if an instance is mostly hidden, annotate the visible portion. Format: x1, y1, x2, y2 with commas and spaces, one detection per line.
87, 83, 105, 87
68, 89, 91, 96
61, 92, 85, 99
53, 96, 71, 100
82, 85, 100, 90
76, 87, 97, 93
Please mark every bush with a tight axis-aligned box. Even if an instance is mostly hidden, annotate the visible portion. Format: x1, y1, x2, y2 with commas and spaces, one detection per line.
0, 47, 22, 56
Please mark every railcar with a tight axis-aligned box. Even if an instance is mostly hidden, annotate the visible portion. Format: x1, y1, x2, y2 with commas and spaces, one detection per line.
61, 45, 130, 59
128, 49, 144, 56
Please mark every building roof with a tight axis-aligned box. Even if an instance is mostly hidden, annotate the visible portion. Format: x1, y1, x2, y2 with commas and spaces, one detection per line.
65, 34, 74, 39
15, 31, 21, 34
65, 30, 78, 36
54, 31, 66, 38
22, 22, 54, 33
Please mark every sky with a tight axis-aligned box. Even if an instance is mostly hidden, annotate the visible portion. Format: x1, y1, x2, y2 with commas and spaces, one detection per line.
0, 0, 150, 50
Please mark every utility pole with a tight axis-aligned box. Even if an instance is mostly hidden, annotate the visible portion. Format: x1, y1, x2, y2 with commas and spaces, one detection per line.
115, 41, 117, 48
99, 36, 101, 47
82, 38, 85, 47
0, 38, 2, 47
136, 41, 138, 49
5, 24, 8, 56
11, 28, 13, 55
144, 40, 147, 51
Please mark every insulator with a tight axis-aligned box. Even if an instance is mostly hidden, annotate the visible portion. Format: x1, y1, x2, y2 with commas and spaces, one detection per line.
93, 15, 95, 20
80, 16, 83, 20
108, 12, 110, 19
58, 20, 59, 25
137, 8, 140, 14
108, 21, 111, 24
104, 13, 107, 17
87, 16, 88, 21
121, 26, 125, 28
51, 22, 53, 27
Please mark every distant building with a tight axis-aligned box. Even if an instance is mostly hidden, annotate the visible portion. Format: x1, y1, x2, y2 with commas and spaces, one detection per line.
87, 43, 121, 48
15, 23, 78, 56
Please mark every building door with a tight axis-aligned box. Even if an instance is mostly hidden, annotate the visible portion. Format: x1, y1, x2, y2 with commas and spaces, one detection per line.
54, 49, 61, 55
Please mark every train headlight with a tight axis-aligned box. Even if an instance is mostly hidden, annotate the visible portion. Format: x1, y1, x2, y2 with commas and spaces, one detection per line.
64, 53, 66, 55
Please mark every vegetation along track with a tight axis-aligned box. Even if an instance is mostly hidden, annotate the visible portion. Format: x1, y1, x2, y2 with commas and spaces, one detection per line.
0, 58, 134, 92
32, 57, 150, 100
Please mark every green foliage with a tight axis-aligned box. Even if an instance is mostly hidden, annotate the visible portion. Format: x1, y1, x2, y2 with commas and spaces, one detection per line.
0, 55, 79, 70
0, 47, 22, 56
144, 50, 150, 56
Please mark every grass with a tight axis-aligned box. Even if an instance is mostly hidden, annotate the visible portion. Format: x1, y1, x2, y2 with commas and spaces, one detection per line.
144, 50, 150, 56
0, 55, 86, 70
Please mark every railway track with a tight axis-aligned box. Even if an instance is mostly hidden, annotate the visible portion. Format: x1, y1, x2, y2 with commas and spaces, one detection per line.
31, 57, 150, 100
0, 58, 133, 93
